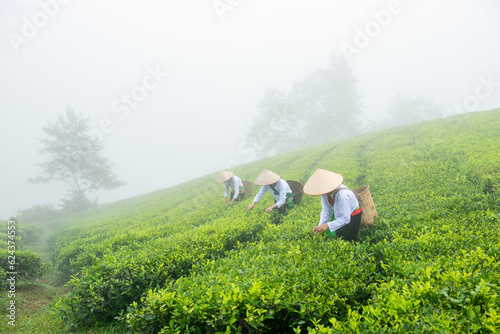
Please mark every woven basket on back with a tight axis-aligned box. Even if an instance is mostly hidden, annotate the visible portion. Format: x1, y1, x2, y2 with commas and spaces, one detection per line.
353, 186, 378, 228
286, 180, 304, 203
242, 181, 254, 197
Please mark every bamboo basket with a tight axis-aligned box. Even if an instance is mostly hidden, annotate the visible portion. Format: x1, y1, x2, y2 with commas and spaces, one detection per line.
353, 186, 378, 228
242, 181, 254, 197
286, 180, 304, 203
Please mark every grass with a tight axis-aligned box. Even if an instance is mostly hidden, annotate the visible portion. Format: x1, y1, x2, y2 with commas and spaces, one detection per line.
0, 218, 127, 333
0, 277, 127, 333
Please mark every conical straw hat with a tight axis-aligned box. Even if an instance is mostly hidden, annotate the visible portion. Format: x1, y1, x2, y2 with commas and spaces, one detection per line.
303, 169, 343, 196
254, 169, 280, 186
216, 171, 233, 183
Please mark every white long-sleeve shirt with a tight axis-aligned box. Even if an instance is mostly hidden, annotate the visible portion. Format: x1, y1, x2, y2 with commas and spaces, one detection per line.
252, 178, 292, 208
318, 185, 359, 232
224, 175, 244, 199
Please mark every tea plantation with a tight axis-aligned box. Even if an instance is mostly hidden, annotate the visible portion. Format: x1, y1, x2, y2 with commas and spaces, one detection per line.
8, 109, 500, 333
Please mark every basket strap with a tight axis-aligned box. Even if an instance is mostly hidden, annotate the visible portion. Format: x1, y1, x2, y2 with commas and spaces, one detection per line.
330, 187, 361, 208
269, 184, 280, 195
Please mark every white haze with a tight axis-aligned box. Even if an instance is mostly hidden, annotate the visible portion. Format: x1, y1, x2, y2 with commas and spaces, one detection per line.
1, 0, 499, 219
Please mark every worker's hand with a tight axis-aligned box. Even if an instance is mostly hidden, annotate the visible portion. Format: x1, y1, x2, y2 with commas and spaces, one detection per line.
223, 198, 227, 204
265, 204, 278, 213
229, 199, 235, 206
313, 224, 329, 235
247, 202, 256, 211
265, 206, 274, 213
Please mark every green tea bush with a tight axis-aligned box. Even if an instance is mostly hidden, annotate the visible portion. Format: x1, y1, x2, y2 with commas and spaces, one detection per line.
0, 249, 49, 281
46, 109, 500, 332
125, 237, 377, 333
15, 224, 43, 245
49, 196, 229, 283
56, 206, 269, 328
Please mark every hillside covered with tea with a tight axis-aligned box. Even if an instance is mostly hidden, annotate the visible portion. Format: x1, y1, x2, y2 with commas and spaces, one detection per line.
5, 109, 500, 333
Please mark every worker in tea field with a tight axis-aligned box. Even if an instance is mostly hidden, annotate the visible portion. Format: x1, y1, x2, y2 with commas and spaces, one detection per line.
247, 169, 297, 213
217, 171, 245, 206
304, 169, 362, 241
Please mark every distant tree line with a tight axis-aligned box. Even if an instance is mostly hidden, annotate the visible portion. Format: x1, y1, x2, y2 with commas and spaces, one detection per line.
379, 94, 445, 129
244, 57, 363, 157
21, 57, 445, 218
244, 56, 444, 158
16, 204, 60, 223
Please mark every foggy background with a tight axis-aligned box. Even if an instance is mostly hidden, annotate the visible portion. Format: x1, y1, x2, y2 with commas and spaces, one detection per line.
1, 0, 499, 219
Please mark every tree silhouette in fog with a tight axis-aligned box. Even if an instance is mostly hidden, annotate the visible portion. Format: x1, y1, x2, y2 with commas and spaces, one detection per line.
30, 109, 125, 213
385, 94, 445, 127
245, 57, 362, 157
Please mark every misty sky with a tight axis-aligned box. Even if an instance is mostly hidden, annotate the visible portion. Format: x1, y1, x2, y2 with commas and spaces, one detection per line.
1, 0, 499, 219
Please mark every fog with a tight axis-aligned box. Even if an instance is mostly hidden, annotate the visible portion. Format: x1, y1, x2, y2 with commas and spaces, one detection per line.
1, 0, 499, 219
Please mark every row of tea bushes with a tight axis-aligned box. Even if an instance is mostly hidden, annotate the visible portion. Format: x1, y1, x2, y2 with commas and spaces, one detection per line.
0, 221, 49, 287
123, 111, 500, 332
56, 205, 271, 328
125, 237, 376, 334
49, 194, 229, 283
124, 208, 499, 333
47, 109, 499, 332
0, 249, 49, 284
